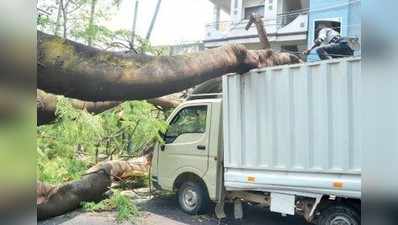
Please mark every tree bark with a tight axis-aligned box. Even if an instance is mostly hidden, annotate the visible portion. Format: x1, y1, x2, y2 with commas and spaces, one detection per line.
131, 0, 139, 47
37, 89, 180, 126
146, 0, 162, 40
60, 0, 68, 39
146, 96, 180, 109
37, 169, 112, 220
37, 89, 120, 125
87, 0, 97, 46
37, 31, 258, 102
37, 159, 149, 220
246, 14, 271, 50
188, 50, 303, 97
54, 0, 63, 36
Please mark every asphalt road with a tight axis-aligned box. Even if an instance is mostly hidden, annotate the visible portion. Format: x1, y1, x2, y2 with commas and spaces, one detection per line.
39, 190, 311, 225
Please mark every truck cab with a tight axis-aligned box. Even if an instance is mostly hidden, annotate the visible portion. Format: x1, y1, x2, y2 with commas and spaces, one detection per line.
151, 98, 222, 214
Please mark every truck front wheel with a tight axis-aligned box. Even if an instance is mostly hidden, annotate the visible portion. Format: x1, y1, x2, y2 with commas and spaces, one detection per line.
177, 181, 209, 215
317, 205, 360, 225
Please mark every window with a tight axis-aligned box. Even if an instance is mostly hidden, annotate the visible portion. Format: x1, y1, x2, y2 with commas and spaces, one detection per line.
244, 5, 265, 19
164, 106, 208, 144
280, 0, 308, 25
314, 20, 341, 40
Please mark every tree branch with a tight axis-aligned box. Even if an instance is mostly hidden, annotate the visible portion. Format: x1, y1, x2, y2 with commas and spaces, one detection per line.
37, 89, 180, 125
37, 31, 258, 102
37, 89, 121, 125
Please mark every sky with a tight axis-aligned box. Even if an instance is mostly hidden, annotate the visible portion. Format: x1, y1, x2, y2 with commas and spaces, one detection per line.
105, 0, 228, 46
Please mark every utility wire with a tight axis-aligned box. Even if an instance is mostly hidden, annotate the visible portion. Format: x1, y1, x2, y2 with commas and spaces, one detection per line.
211, 0, 361, 30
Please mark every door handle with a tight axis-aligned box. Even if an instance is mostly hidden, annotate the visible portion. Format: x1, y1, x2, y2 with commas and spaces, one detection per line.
160, 144, 165, 151
197, 145, 206, 150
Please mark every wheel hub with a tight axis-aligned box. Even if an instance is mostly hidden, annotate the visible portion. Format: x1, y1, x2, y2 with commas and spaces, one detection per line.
330, 216, 354, 225
182, 188, 198, 210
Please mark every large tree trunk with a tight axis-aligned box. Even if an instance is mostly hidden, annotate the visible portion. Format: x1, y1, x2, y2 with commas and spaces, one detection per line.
37, 169, 111, 220
189, 50, 303, 97
37, 89, 180, 125
37, 31, 258, 102
37, 158, 149, 220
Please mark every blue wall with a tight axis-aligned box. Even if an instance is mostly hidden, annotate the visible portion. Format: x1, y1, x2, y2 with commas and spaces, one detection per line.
307, 0, 361, 60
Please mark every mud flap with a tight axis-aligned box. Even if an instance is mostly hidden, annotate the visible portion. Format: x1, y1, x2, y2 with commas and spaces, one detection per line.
270, 193, 295, 215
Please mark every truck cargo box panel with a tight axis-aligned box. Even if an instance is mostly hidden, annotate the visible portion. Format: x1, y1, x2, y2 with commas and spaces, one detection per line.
222, 58, 362, 198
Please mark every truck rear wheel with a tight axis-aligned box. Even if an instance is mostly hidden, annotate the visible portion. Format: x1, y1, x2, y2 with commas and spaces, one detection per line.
317, 205, 360, 225
177, 181, 209, 215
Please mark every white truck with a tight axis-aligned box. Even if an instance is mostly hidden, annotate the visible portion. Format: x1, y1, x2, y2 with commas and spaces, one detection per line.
151, 57, 361, 225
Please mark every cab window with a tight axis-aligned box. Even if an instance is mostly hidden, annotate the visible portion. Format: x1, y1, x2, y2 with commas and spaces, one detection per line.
164, 105, 208, 144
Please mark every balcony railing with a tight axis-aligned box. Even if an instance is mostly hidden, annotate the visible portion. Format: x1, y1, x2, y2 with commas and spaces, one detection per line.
205, 12, 308, 40
206, 20, 232, 33
277, 10, 309, 27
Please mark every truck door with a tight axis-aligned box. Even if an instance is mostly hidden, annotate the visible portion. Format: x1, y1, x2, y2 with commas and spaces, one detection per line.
157, 104, 211, 190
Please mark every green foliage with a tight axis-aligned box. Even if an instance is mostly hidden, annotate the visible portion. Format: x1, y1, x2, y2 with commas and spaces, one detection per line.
37, 98, 167, 185
37, 156, 88, 185
82, 190, 140, 223
72, 24, 114, 46
37, 0, 173, 221
134, 34, 168, 56
56, 97, 105, 151
82, 201, 108, 212
118, 101, 168, 149
112, 191, 140, 222
105, 29, 168, 55
69, 1, 116, 47
37, 14, 51, 30
37, 97, 105, 163
38, 0, 169, 56
37, 0, 169, 186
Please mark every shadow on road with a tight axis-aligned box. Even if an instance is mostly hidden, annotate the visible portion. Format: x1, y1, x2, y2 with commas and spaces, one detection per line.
137, 193, 311, 225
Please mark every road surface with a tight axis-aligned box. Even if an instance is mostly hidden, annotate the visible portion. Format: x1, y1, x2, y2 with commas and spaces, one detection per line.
39, 189, 311, 225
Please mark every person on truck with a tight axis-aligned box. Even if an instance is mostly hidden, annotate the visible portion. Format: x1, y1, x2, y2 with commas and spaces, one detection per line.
304, 24, 354, 60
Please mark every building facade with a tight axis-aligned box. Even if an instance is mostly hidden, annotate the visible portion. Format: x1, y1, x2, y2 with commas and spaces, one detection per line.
307, 0, 361, 60
205, 0, 309, 52
205, 0, 361, 59
161, 42, 205, 56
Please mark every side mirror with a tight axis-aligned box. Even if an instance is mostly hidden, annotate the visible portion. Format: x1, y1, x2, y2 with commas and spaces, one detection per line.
158, 130, 165, 140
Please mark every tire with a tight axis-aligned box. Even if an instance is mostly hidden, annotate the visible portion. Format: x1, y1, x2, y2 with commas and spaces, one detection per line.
177, 181, 209, 215
317, 204, 361, 225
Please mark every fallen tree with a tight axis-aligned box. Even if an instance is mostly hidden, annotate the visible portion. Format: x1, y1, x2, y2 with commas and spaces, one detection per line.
187, 49, 302, 97
37, 157, 149, 220
37, 31, 259, 102
37, 89, 180, 125
37, 31, 301, 125
36, 25, 303, 219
